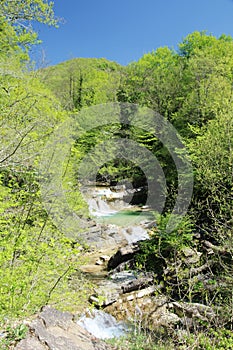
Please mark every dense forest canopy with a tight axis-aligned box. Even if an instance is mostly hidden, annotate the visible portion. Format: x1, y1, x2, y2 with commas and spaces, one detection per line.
0, 1, 232, 348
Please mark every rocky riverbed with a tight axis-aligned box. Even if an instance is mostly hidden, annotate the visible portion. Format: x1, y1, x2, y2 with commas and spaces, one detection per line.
14, 185, 153, 349
14, 184, 216, 349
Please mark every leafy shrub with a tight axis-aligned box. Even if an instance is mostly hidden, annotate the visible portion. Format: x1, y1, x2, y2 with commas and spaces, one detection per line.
135, 214, 193, 273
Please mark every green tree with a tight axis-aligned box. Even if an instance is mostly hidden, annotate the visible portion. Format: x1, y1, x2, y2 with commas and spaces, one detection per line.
118, 47, 182, 119
189, 111, 233, 241
40, 58, 122, 110
0, 0, 90, 321
0, 0, 57, 25
0, 0, 57, 57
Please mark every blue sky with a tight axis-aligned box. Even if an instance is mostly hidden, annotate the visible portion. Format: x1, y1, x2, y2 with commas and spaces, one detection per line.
32, 0, 233, 67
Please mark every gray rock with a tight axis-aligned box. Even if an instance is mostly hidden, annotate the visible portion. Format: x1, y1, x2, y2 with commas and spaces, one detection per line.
89, 271, 155, 307
40, 306, 73, 329
182, 247, 202, 264
15, 335, 47, 350
81, 224, 128, 249
96, 255, 111, 265
100, 255, 111, 262
105, 293, 180, 329
158, 312, 181, 326
108, 243, 140, 270
14, 306, 114, 350
89, 280, 122, 306
109, 271, 137, 283
172, 301, 215, 321
95, 259, 104, 265
121, 274, 154, 293
142, 220, 157, 229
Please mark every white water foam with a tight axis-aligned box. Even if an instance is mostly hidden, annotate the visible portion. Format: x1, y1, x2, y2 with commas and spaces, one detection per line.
77, 309, 128, 339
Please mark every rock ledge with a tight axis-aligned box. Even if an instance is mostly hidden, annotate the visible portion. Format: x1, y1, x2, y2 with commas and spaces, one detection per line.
15, 306, 115, 350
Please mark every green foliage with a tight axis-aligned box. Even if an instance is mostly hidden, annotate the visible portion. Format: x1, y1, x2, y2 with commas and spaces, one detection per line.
118, 31, 233, 230
107, 325, 233, 350
135, 214, 193, 272
0, 67, 65, 169
119, 47, 181, 118
74, 124, 151, 187
40, 58, 122, 110
120, 31, 233, 141
179, 329, 233, 349
0, 174, 85, 319
107, 331, 173, 350
0, 3, 90, 322
0, 0, 57, 26
0, 0, 57, 56
0, 323, 28, 349
0, 16, 23, 57
188, 110, 233, 241
178, 30, 233, 58
0, 11, 233, 346
178, 31, 217, 57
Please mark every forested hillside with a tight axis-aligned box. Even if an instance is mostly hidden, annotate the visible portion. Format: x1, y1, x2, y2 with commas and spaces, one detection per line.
40, 57, 122, 109
43, 31, 232, 240
0, 1, 232, 349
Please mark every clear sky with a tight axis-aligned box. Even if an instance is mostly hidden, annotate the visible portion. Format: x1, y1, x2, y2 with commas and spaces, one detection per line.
32, 0, 233, 67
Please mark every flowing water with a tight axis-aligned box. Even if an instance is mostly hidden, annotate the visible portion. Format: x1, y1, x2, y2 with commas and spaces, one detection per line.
86, 186, 129, 217
84, 185, 154, 226
97, 209, 154, 226
77, 185, 155, 339
77, 309, 128, 339
88, 197, 117, 217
